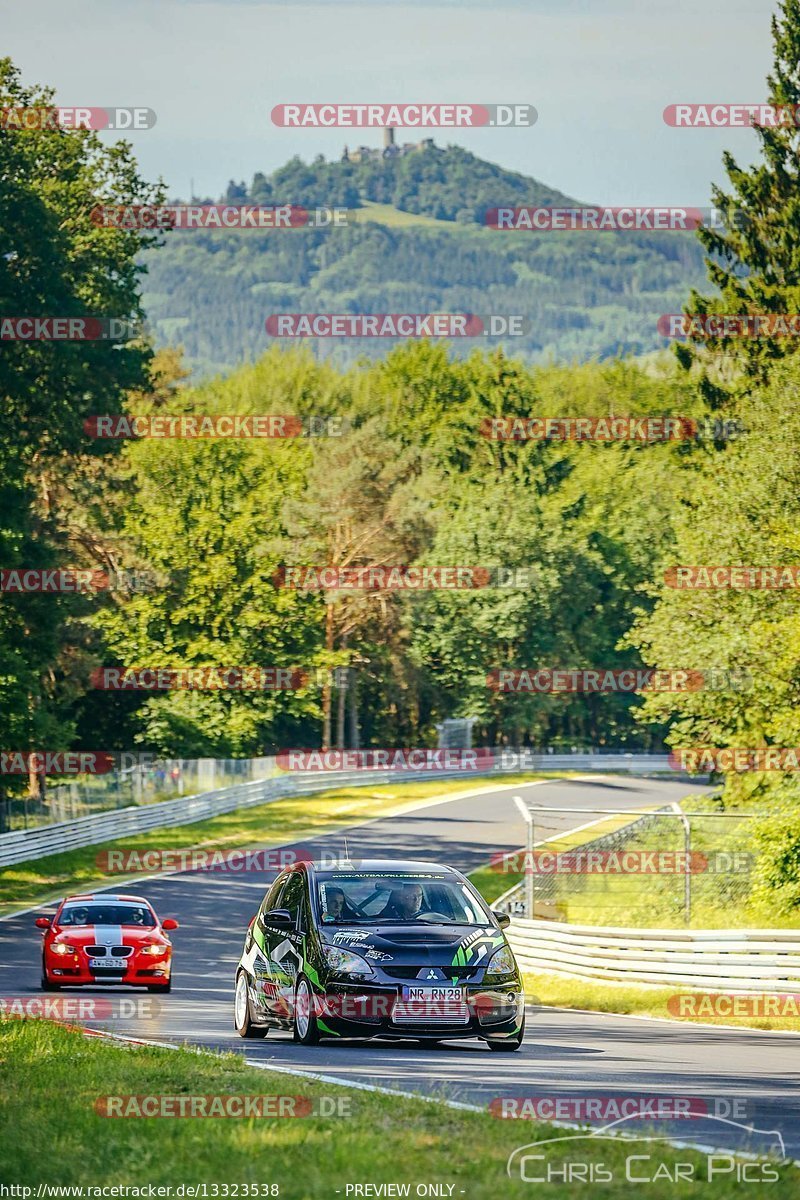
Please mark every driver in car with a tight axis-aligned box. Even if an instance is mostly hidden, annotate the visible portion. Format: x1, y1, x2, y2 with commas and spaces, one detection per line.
378, 882, 425, 920
322, 886, 360, 923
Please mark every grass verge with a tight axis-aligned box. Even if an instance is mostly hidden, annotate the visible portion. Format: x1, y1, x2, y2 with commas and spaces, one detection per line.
0, 773, 563, 916
524, 972, 800, 1033
1, 1019, 795, 1196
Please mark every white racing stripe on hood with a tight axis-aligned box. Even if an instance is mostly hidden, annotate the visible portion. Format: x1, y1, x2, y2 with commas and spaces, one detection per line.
90, 926, 124, 956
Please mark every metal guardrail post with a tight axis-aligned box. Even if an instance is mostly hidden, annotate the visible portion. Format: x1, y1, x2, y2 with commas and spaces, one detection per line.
513, 795, 535, 918
672, 801, 692, 925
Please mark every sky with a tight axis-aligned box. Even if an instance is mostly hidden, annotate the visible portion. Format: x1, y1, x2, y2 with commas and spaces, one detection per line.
1, 0, 781, 205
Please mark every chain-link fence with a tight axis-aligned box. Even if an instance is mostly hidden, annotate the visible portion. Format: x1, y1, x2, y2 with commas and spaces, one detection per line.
0, 757, 277, 832
496, 803, 757, 927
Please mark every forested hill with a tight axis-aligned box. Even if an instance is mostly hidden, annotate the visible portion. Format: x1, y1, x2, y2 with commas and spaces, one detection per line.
225, 142, 580, 222
141, 143, 708, 377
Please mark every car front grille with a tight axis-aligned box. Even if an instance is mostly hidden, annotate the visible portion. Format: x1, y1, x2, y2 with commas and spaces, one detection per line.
391, 999, 470, 1025
382, 966, 477, 981
85, 945, 134, 957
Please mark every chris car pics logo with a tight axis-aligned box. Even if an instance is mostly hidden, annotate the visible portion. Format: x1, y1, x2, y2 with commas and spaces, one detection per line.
507, 1115, 785, 1184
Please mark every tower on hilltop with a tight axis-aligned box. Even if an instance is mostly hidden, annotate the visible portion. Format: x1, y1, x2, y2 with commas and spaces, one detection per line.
383, 126, 395, 149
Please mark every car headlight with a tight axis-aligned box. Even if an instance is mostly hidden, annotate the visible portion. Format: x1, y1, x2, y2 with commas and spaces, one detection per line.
51, 943, 76, 955
141, 944, 168, 956
484, 945, 516, 979
322, 945, 375, 978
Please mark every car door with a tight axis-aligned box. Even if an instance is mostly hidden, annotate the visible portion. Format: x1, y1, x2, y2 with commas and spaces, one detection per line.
248, 872, 289, 1018
256, 871, 306, 1017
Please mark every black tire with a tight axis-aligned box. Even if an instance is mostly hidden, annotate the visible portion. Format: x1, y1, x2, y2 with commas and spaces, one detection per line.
41, 959, 59, 991
486, 1015, 525, 1052
147, 977, 171, 993
293, 975, 321, 1045
234, 970, 268, 1038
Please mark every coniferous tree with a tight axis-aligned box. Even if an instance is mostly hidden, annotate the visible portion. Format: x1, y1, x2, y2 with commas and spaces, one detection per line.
679, 0, 800, 399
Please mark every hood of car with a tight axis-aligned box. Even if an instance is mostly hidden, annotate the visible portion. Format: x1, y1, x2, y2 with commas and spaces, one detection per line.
319, 923, 507, 970
50, 924, 160, 946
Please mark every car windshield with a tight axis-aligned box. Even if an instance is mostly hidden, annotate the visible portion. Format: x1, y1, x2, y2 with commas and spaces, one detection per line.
315, 873, 490, 926
58, 903, 156, 927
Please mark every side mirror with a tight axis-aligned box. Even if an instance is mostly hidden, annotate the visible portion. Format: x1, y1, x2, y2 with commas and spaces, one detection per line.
161, 918, 179, 931
264, 908, 294, 928
35, 916, 52, 929
493, 911, 511, 930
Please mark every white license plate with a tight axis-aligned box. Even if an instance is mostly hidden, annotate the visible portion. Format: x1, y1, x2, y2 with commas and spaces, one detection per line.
90, 957, 128, 969
401, 986, 462, 1003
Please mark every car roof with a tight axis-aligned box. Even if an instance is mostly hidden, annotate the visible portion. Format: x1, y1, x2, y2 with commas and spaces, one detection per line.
63, 893, 153, 904
304, 859, 457, 876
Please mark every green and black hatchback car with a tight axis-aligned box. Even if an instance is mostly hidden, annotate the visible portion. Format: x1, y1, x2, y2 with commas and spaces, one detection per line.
234, 858, 525, 1049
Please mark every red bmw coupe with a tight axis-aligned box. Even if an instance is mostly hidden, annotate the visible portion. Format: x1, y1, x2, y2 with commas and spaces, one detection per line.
36, 893, 178, 992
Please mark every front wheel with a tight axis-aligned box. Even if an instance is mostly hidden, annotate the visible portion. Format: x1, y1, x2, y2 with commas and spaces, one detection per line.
41, 959, 59, 991
147, 977, 171, 993
293, 975, 320, 1045
486, 1015, 525, 1052
234, 971, 268, 1038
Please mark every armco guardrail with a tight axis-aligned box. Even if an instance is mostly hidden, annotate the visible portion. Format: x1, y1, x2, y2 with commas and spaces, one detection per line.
0, 767, 438, 869
507, 918, 800, 993
0, 752, 682, 870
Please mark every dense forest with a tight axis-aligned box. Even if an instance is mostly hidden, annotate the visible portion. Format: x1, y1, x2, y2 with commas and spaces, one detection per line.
142, 144, 708, 376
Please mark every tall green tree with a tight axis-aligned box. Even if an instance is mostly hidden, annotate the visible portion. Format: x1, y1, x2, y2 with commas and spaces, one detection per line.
0, 58, 164, 793
679, 0, 800, 397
